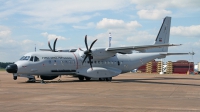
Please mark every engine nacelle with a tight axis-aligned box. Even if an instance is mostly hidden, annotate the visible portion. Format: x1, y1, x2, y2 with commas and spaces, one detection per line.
79, 48, 115, 60
40, 75, 59, 80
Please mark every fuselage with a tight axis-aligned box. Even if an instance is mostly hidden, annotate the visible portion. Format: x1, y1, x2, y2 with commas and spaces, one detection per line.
12, 51, 163, 78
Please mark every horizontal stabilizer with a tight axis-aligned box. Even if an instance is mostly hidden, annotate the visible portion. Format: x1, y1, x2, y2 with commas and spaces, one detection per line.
160, 52, 195, 55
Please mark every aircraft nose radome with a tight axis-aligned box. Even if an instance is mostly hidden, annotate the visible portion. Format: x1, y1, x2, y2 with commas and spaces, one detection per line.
6, 64, 18, 73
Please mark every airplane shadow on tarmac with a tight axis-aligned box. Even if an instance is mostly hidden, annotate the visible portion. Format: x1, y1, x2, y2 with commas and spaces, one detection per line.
18, 77, 200, 86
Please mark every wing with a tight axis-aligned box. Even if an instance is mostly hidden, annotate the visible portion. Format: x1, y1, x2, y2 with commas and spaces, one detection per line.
105, 44, 181, 53
39, 49, 52, 51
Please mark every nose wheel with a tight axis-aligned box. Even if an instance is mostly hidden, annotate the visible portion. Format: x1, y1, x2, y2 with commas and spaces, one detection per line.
13, 74, 17, 80
13, 76, 17, 80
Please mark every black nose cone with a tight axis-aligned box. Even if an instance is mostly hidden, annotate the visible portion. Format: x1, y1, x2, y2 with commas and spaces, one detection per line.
6, 64, 18, 73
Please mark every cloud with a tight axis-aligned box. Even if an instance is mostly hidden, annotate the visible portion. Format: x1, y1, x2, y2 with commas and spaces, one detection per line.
130, 0, 200, 9
0, 26, 11, 38
73, 22, 95, 29
96, 18, 141, 29
0, 25, 45, 62
41, 32, 69, 41
0, 0, 129, 28
130, 0, 200, 19
137, 9, 172, 20
171, 25, 200, 37
126, 31, 155, 44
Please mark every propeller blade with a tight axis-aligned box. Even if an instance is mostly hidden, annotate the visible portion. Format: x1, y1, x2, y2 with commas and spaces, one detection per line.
88, 55, 93, 70
82, 55, 88, 65
82, 35, 97, 70
53, 38, 58, 52
89, 39, 97, 50
48, 41, 53, 51
85, 35, 89, 50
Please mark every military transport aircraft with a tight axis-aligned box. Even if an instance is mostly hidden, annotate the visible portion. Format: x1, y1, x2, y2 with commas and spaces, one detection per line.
6, 16, 192, 82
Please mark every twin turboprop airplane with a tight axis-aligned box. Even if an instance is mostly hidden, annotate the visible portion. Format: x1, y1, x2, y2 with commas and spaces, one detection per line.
6, 16, 192, 82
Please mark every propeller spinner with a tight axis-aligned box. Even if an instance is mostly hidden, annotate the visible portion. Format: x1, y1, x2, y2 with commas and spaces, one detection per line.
48, 38, 58, 52
81, 35, 97, 69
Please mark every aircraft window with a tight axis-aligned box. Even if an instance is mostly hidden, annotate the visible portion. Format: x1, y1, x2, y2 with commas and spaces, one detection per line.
61, 61, 64, 65
20, 56, 25, 60
94, 61, 96, 64
49, 60, 51, 64
34, 56, 40, 62
24, 56, 30, 60
20, 56, 31, 60
98, 61, 100, 64
30, 56, 34, 61
54, 60, 56, 62
118, 61, 120, 65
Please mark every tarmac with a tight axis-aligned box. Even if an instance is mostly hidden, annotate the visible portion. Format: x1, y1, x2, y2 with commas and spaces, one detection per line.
1, 71, 200, 112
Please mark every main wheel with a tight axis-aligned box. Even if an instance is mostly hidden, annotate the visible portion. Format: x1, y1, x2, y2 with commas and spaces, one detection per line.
27, 78, 36, 83
99, 78, 106, 81
78, 76, 84, 81
106, 77, 112, 81
85, 77, 91, 81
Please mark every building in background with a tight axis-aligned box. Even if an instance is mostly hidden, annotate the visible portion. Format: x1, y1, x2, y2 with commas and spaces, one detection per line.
137, 60, 194, 74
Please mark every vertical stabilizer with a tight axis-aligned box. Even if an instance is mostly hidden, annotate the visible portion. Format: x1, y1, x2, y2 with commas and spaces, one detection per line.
145, 16, 171, 52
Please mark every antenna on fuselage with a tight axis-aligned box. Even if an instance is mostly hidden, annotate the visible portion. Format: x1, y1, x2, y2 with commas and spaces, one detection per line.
35, 44, 36, 52
109, 32, 112, 47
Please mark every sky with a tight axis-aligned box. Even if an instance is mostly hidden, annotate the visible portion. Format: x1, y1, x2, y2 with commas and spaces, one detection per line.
0, 0, 200, 64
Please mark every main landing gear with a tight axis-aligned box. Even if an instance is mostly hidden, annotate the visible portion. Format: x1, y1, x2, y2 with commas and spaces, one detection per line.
99, 77, 112, 81
78, 76, 112, 81
26, 78, 36, 83
78, 76, 91, 81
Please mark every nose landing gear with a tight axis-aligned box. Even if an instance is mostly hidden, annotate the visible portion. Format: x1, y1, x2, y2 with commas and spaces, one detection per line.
13, 73, 18, 80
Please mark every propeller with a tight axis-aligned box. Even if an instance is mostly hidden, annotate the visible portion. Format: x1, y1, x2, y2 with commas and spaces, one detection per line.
48, 38, 58, 52
81, 35, 97, 69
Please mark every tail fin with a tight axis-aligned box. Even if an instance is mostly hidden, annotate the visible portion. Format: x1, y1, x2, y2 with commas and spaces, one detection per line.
145, 16, 171, 52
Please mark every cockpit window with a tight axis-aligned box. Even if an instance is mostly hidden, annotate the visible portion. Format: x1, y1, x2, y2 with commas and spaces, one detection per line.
20, 56, 25, 60
20, 56, 30, 60
30, 56, 34, 61
34, 56, 40, 62
29, 56, 40, 62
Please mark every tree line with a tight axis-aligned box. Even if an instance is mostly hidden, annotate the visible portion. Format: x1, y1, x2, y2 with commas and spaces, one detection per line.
0, 62, 14, 68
